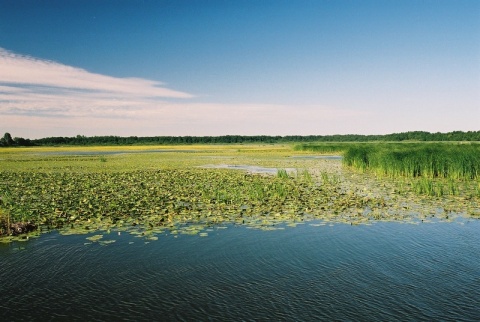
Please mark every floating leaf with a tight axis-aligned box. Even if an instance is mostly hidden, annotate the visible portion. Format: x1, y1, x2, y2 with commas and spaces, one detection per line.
99, 240, 116, 246
86, 234, 103, 242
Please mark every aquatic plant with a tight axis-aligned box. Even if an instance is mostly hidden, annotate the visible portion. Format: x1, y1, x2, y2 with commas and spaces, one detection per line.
293, 143, 352, 154
0, 207, 11, 236
297, 142, 480, 197
0, 143, 478, 242
277, 169, 289, 179
342, 143, 480, 180
320, 172, 340, 185
0, 163, 406, 240
297, 169, 313, 183
340, 143, 480, 197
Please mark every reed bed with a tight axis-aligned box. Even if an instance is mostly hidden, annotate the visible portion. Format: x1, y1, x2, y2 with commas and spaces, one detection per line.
342, 144, 479, 180
295, 142, 480, 197
294, 142, 352, 154
295, 141, 480, 180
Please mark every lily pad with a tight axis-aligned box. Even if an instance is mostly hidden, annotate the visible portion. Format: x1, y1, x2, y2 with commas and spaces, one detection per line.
99, 240, 116, 246
86, 234, 103, 242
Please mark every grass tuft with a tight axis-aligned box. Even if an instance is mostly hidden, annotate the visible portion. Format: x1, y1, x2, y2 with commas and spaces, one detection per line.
277, 169, 289, 179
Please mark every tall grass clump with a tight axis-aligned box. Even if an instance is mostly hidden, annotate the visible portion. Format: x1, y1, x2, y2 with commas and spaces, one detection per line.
277, 169, 289, 179
343, 143, 480, 180
342, 145, 375, 172
293, 143, 353, 154
297, 169, 313, 183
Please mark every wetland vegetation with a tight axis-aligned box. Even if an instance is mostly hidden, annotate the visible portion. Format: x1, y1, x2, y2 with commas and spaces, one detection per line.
298, 142, 480, 197
1, 143, 479, 242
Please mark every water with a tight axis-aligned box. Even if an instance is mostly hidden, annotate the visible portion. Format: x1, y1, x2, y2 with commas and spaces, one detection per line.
32, 149, 197, 156
1, 221, 479, 321
200, 164, 297, 174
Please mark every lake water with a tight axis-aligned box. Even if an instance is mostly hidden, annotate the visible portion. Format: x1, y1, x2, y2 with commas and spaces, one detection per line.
1, 220, 479, 321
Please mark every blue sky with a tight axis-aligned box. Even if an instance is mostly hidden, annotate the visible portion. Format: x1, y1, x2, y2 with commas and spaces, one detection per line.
0, 0, 478, 138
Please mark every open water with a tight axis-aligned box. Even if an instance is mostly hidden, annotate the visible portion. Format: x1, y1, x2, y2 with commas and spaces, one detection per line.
1, 220, 479, 321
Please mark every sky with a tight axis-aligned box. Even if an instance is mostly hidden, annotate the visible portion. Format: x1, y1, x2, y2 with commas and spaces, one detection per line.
0, 0, 479, 139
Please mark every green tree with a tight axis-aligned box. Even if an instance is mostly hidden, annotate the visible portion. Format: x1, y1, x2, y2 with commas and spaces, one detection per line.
1, 133, 14, 146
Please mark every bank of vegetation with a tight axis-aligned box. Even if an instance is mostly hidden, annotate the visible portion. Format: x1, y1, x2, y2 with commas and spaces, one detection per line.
296, 142, 479, 179
297, 142, 480, 197
343, 144, 479, 179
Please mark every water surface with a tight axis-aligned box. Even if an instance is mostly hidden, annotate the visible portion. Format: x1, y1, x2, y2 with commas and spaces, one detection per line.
1, 221, 479, 321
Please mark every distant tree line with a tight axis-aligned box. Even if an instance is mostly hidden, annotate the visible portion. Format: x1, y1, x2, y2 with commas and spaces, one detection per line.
0, 132, 34, 147
1, 131, 480, 147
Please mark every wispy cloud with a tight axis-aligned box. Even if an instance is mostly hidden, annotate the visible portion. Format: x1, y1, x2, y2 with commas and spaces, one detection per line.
0, 48, 373, 137
0, 48, 192, 98
0, 47, 192, 117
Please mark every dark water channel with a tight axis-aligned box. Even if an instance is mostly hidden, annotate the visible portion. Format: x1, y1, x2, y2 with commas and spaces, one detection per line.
1, 221, 479, 321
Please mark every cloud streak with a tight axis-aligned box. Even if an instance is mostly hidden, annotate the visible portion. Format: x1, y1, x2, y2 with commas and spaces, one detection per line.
0, 47, 374, 138
0, 47, 194, 119
0, 48, 192, 99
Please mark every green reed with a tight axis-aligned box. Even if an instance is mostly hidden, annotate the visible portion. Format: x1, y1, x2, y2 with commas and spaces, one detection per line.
340, 143, 480, 197
342, 143, 480, 180
277, 169, 289, 179
293, 142, 352, 154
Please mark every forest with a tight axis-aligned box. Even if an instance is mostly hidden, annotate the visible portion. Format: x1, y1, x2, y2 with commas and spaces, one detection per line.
1, 130, 479, 147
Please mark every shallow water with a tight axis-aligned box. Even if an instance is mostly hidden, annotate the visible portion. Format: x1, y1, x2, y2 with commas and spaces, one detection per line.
32, 149, 197, 156
200, 164, 297, 174
1, 221, 479, 321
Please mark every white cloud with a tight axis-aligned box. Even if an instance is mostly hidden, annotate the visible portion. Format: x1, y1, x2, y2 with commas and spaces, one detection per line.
0, 47, 192, 104
0, 47, 376, 138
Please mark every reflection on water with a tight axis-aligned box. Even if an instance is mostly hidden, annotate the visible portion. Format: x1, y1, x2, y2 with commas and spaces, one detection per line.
1, 221, 479, 321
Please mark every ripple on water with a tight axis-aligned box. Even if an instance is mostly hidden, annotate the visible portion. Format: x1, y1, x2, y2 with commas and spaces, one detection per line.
0, 221, 479, 321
